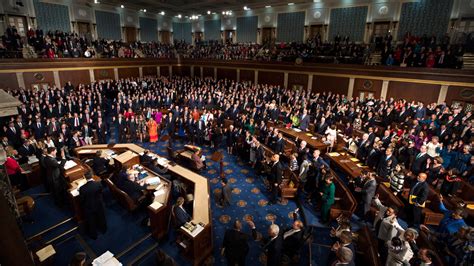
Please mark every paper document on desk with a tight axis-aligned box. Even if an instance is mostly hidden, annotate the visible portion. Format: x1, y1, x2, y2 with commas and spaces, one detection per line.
201, 155, 206, 161
149, 201, 163, 210
146, 177, 161, 185
104, 150, 115, 156
78, 149, 93, 154
328, 152, 340, 157
64, 160, 78, 170
36, 244, 56, 262
28, 155, 39, 164
92, 251, 122, 266
293, 128, 302, 132
70, 188, 79, 197
157, 157, 168, 166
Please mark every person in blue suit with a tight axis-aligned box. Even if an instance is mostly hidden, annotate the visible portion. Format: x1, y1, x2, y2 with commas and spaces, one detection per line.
173, 197, 191, 227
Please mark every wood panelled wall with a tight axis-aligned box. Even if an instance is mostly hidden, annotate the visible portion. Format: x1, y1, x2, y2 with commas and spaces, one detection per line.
387, 82, 440, 103
1, 58, 474, 105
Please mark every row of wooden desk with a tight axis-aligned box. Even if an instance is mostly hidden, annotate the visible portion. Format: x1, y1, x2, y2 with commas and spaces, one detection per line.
72, 144, 212, 266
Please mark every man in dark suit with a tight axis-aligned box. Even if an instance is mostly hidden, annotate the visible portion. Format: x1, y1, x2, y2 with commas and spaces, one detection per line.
282, 217, 305, 259
91, 150, 110, 176
316, 117, 328, 135
273, 133, 285, 155
356, 134, 371, 161
263, 224, 283, 266
17, 139, 36, 164
376, 147, 397, 179
299, 109, 310, 131
173, 197, 191, 227
359, 172, 377, 218
31, 117, 45, 140
115, 172, 146, 204
95, 117, 108, 144
115, 114, 127, 143
79, 171, 107, 239
411, 145, 429, 175
221, 219, 258, 266
6, 121, 22, 148
217, 178, 233, 207
44, 147, 67, 206
407, 173, 429, 228
269, 154, 282, 204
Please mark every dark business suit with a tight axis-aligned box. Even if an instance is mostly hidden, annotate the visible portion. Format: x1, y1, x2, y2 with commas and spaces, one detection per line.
222, 228, 257, 266
264, 234, 284, 266
408, 181, 429, 227
117, 179, 144, 203
376, 155, 397, 178
411, 153, 428, 175
173, 205, 191, 227
299, 114, 310, 131
79, 180, 107, 239
44, 155, 67, 206
282, 229, 304, 258
361, 179, 377, 215
92, 156, 109, 175
273, 138, 285, 154
269, 161, 282, 203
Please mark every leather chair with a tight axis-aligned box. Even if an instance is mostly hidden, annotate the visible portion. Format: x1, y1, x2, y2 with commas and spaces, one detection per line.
104, 178, 138, 212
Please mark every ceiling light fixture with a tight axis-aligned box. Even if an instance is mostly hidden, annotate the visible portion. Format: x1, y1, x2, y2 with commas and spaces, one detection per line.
143, 9, 146, 12
207, 10, 211, 15
177, 14, 182, 18
288, 3, 294, 6
265, 5, 271, 8
94, 0, 100, 4
243, 6, 249, 11
120, 4, 124, 8
160, 11, 165, 15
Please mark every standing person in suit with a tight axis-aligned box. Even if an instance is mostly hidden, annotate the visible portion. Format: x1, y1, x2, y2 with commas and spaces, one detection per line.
299, 109, 310, 131
269, 154, 282, 204
173, 197, 191, 227
45, 147, 67, 206
79, 171, 107, 239
320, 175, 336, 224
282, 217, 305, 259
407, 173, 429, 228
221, 220, 257, 266
217, 178, 232, 207
360, 172, 377, 220
263, 224, 283, 266
411, 145, 429, 175
273, 133, 285, 155
95, 117, 107, 144
376, 147, 398, 179
6, 121, 22, 148
17, 139, 35, 164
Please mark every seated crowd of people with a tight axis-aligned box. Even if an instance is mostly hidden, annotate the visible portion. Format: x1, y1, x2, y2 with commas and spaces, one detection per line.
1, 25, 467, 69
2, 75, 473, 265
379, 32, 465, 68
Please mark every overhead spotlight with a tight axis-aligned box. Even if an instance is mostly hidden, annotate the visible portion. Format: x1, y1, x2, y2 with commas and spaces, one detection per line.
120, 4, 124, 8
93, 0, 99, 4
143, 9, 146, 12
243, 6, 249, 11
288, 3, 294, 6
178, 14, 182, 18
207, 10, 211, 15
212, 12, 216, 14
265, 5, 271, 8
222, 11, 225, 15
160, 11, 165, 15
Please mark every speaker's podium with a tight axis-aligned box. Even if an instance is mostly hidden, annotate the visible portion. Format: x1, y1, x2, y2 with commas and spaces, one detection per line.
178, 221, 213, 265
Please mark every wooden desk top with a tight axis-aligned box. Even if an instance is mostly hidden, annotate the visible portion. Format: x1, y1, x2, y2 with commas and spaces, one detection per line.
278, 127, 328, 151
327, 152, 369, 179
76, 144, 211, 225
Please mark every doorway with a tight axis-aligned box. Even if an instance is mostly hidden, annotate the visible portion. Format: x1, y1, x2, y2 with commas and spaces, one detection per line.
8, 15, 27, 36
124, 27, 137, 43
223, 30, 235, 43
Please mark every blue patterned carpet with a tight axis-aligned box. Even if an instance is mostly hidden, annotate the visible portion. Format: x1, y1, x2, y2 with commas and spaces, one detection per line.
22, 139, 335, 265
